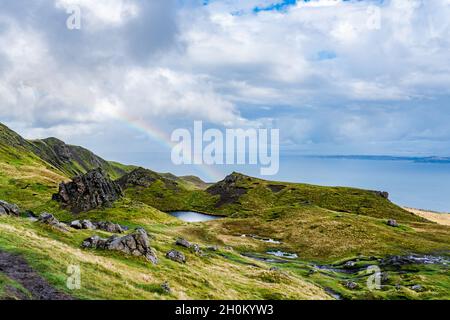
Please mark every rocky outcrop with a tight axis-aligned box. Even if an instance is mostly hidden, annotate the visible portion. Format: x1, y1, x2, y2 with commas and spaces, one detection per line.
0, 200, 20, 216
82, 228, 158, 264
371, 191, 390, 199
70, 219, 124, 233
52, 168, 123, 213
71, 220, 95, 230
38, 213, 69, 232
166, 250, 186, 263
117, 167, 179, 190
206, 172, 249, 207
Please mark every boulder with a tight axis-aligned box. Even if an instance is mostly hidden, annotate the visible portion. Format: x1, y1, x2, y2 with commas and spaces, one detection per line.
52, 168, 123, 213
387, 219, 399, 227
82, 228, 158, 264
166, 250, 186, 264
81, 220, 96, 230
95, 221, 123, 233
344, 261, 356, 268
175, 238, 191, 248
411, 285, 424, 292
175, 238, 202, 254
70, 220, 83, 229
0, 200, 20, 216
344, 281, 358, 290
206, 245, 219, 252
38, 213, 69, 232
161, 281, 171, 294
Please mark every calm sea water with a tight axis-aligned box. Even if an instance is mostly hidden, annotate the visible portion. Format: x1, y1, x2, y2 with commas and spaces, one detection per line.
107, 151, 450, 213
273, 157, 450, 213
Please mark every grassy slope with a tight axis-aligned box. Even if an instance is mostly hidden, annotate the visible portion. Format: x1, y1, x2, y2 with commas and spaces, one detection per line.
0, 124, 449, 300
28, 138, 136, 180
0, 214, 328, 300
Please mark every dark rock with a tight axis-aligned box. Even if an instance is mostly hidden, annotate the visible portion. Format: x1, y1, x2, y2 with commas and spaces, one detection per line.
175, 238, 191, 248
117, 167, 179, 190
70, 220, 83, 229
380, 254, 449, 267
175, 238, 202, 254
371, 191, 390, 199
270, 267, 280, 271
206, 172, 248, 207
95, 221, 123, 233
344, 281, 358, 290
192, 244, 202, 254
161, 281, 171, 294
381, 272, 389, 283
411, 285, 424, 292
267, 184, 286, 193
166, 250, 186, 263
52, 168, 123, 213
81, 220, 97, 230
387, 219, 399, 227
0, 200, 20, 216
82, 228, 158, 264
38, 213, 69, 232
344, 261, 356, 268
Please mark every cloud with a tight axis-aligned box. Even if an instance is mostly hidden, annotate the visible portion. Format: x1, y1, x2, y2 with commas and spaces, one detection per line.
0, 0, 449, 156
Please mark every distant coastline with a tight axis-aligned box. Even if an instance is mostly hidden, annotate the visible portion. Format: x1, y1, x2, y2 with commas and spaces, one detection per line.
404, 207, 450, 226
303, 155, 450, 164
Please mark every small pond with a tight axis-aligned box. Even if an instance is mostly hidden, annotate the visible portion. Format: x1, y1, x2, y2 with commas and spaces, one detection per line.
169, 211, 222, 223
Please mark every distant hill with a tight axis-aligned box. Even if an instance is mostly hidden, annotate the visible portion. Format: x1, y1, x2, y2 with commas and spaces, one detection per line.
0, 123, 135, 179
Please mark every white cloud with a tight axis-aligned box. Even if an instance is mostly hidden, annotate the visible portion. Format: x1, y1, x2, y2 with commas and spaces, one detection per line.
0, 0, 449, 155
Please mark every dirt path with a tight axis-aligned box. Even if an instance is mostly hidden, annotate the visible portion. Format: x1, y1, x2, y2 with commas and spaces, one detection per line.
0, 250, 72, 300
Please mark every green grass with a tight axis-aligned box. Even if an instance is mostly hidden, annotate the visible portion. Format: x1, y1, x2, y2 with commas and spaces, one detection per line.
1, 123, 449, 300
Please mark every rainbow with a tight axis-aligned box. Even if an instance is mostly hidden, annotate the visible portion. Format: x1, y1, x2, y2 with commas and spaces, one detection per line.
117, 111, 225, 182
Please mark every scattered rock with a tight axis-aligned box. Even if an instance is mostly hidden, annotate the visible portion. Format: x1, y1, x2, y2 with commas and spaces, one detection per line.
166, 250, 186, 264
344, 261, 356, 268
381, 272, 390, 283
411, 284, 424, 292
95, 221, 123, 233
82, 228, 158, 264
175, 238, 202, 254
175, 238, 191, 248
344, 281, 358, 290
206, 245, 219, 251
70, 219, 123, 233
52, 168, 123, 213
191, 244, 202, 254
387, 219, 399, 227
381, 254, 449, 267
0, 200, 20, 216
161, 281, 171, 294
70, 220, 83, 229
270, 267, 280, 272
38, 213, 69, 232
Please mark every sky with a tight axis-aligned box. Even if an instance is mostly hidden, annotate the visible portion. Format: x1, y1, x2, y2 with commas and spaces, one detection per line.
0, 0, 449, 181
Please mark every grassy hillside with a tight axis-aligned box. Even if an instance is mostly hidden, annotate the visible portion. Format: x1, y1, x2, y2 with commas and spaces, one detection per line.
0, 122, 449, 300
28, 137, 135, 180
120, 171, 423, 223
